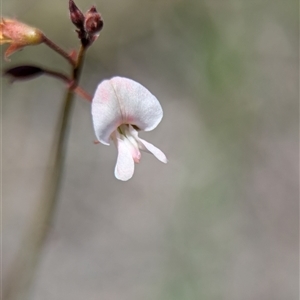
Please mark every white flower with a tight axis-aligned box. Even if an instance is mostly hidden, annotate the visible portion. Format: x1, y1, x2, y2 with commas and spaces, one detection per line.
92, 76, 167, 181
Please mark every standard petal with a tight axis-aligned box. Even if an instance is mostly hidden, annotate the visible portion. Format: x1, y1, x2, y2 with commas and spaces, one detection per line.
91, 79, 123, 145
110, 77, 163, 131
138, 138, 168, 163
114, 137, 135, 181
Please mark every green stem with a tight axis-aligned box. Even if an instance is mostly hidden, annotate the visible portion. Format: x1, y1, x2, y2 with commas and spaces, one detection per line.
3, 46, 87, 300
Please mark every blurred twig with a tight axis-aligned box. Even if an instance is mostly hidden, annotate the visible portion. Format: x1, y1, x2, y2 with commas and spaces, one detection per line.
3, 45, 87, 300
42, 35, 76, 66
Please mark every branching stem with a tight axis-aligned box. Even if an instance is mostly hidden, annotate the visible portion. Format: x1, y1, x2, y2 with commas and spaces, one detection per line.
43, 69, 92, 101
42, 35, 76, 66
4, 44, 88, 300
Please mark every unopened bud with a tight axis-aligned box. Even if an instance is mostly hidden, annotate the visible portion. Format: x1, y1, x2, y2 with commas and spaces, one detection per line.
69, 0, 85, 29
84, 6, 103, 36
4, 65, 44, 82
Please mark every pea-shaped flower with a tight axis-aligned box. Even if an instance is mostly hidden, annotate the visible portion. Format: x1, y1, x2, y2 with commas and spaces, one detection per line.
92, 77, 167, 181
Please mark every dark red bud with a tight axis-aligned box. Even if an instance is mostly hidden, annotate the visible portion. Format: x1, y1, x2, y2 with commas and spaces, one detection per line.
84, 6, 103, 35
69, 0, 85, 29
4, 66, 44, 82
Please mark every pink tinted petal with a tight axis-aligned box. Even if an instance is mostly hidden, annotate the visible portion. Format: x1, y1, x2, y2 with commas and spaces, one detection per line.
138, 138, 168, 163
110, 77, 163, 131
114, 137, 135, 181
91, 79, 123, 145
124, 137, 141, 163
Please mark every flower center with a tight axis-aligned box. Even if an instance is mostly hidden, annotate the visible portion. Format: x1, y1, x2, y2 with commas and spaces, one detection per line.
117, 124, 141, 163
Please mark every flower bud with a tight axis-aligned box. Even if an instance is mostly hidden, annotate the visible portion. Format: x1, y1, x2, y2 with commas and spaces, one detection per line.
84, 6, 103, 36
4, 65, 44, 82
69, 0, 85, 30
0, 18, 44, 59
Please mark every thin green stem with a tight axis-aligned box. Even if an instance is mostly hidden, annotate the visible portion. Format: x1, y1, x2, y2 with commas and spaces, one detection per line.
3, 46, 88, 300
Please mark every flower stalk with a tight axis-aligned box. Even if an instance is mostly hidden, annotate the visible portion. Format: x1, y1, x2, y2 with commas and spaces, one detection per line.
2, 0, 166, 298
3, 42, 88, 300
42, 35, 76, 66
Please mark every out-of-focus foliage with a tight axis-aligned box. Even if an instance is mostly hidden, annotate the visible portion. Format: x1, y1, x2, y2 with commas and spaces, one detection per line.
3, 0, 298, 300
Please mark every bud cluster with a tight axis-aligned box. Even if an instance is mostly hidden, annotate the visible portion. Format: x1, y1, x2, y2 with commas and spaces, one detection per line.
69, 0, 103, 47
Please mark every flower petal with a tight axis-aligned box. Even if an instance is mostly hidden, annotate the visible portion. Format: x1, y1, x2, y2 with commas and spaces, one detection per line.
91, 78, 123, 145
110, 77, 163, 131
92, 77, 163, 145
138, 138, 168, 163
114, 136, 135, 181
4, 44, 24, 60
127, 125, 167, 163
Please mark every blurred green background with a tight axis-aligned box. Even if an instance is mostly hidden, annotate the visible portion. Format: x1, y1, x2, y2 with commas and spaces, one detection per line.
2, 0, 299, 299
